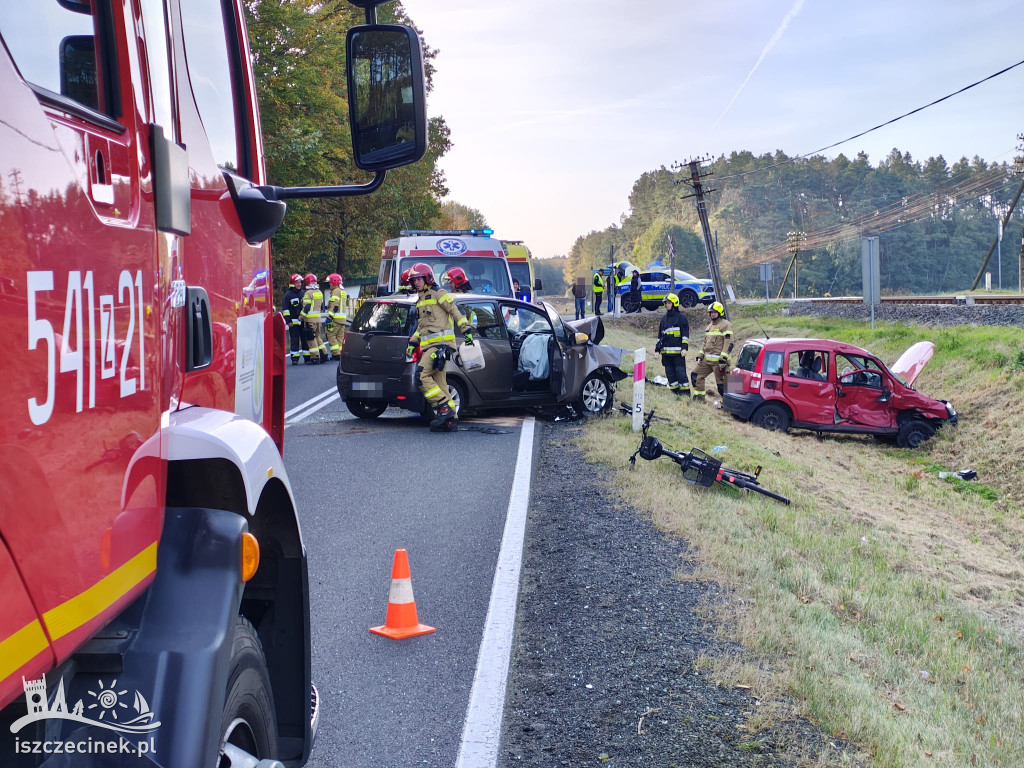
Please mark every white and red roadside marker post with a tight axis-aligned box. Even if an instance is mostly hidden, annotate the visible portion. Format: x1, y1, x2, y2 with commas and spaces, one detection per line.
632, 347, 646, 432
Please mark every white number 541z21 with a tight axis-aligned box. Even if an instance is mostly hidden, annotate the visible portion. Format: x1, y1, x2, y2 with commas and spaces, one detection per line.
27, 269, 147, 426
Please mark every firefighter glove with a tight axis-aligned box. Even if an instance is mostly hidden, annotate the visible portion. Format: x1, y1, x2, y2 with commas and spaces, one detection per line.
463, 332, 474, 346
655, 341, 663, 353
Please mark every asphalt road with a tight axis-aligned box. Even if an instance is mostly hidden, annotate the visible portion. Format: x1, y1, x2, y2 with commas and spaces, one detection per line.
280, 360, 526, 768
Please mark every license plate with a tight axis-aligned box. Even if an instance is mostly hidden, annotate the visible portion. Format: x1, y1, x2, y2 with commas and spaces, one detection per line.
353, 381, 383, 395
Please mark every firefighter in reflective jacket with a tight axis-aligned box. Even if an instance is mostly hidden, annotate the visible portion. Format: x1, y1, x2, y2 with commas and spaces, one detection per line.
592, 270, 604, 317
325, 273, 347, 360
281, 273, 308, 365
299, 273, 327, 364
691, 301, 733, 400
406, 263, 473, 431
655, 293, 690, 395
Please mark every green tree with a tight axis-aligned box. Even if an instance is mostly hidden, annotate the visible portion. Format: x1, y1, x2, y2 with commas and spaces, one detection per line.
244, 0, 450, 293
433, 201, 488, 230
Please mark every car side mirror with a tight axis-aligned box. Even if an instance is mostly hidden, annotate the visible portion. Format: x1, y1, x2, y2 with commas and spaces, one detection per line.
877, 387, 892, 403
575, 332, 590, 344
347, 25, 427, 172
534, 278, 543, 291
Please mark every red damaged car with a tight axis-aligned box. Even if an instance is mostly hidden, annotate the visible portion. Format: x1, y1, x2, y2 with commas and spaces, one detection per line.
723, 338, 957, 448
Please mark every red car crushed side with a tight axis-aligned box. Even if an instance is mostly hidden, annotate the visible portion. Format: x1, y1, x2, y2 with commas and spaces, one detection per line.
722, 337, 957, 448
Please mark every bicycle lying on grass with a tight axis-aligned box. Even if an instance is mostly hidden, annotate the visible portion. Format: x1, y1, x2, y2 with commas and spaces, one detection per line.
628, 408, 791, 505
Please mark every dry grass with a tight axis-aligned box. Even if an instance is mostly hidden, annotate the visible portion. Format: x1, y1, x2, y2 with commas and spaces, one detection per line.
576, 314, 1024, 768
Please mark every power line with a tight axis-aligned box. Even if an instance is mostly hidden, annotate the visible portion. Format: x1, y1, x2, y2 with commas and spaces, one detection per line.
733, 167, 1014, 268
713, 57, 1024, 184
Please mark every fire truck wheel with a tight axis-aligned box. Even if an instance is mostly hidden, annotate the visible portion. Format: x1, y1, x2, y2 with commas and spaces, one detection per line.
218, 617, 278, 768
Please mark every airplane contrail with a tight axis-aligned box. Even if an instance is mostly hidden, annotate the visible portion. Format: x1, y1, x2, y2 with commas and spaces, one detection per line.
710, 0, 806, 130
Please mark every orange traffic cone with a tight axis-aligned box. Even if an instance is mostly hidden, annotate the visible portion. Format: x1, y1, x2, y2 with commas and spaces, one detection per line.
369, 549, 436, 639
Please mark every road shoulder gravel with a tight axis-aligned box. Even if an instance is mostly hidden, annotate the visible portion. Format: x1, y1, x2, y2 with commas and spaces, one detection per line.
499, 420, 844, 767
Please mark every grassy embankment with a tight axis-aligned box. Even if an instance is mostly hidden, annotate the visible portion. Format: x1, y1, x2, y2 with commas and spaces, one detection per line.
580, 305, 1024, 768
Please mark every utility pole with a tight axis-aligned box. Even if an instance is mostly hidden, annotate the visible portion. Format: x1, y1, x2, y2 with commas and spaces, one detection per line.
674, 157, 726, 317
666, 234, 675, 290
776, 230, 806, 300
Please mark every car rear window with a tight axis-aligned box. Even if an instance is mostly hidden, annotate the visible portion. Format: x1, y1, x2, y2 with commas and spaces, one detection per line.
735, 343, 763, 372
350, 301, 412, 335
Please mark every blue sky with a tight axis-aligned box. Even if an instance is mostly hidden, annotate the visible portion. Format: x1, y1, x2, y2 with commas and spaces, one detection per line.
400, 0, 1024, 259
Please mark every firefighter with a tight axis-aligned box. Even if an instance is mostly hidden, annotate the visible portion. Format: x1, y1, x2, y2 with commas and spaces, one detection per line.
299, 273, 327, 364
325, 273, 347, 360
690, 301, 733, 400
442, 266, 473, 293
654, 293, 690, 395
442, 267, 477, 326
281, 273, 308, 365
397, 267, 413, 294
405, 263, 473, 432
592, 270, 604, 316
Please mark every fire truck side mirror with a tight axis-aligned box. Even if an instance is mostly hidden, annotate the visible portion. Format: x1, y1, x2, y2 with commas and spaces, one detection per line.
346, 24, 426, 172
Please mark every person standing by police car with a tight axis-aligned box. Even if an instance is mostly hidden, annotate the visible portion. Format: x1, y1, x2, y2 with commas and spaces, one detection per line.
655, 293, 690, 395
592, 270, 604, 317
406, 263, 474, 431
281, 273, 307, 365
690, 301, 733, 400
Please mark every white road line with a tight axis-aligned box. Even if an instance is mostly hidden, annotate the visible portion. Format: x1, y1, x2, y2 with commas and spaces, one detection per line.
455, 416, 535, 768
285, 387, 338, 419
286, 392, 340, 425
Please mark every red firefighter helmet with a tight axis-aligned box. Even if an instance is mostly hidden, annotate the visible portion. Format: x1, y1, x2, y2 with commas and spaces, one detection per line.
289, 273, 303, 288
399, 268, 412, 286
304, 273, 318, 286
327, 272, 343, 287
407, 262, 434, 284
442, 267, 469, 289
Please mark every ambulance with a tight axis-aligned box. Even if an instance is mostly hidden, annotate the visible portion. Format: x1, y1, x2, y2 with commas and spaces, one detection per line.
377, 229, 516, 296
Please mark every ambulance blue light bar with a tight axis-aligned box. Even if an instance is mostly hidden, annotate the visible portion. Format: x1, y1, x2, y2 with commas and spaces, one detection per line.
399, 228, 494, 237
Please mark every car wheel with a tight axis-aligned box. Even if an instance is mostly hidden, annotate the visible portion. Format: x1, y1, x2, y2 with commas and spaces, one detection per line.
620, 294, 640, 313
896, 419, 935, 449
447, 379, 467, 416
578, 373, 612, 414
680, 289, 698, 308
751, 403, 791, 432
346, 399, 387, 419
218, 617, 277, 768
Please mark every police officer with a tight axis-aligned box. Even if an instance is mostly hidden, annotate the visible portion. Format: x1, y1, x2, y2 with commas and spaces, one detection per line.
325, 273, 347, 360
691, 301, 733, 400
406, 263, 474, 431
281, 274, 307, 365
654, 293, 690, 395
592, 270, 604, 316
299, 273, 327, 364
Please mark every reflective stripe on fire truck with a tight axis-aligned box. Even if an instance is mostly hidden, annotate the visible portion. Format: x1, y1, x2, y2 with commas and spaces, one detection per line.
0, 620, 49, 682
42, 542, 158, 641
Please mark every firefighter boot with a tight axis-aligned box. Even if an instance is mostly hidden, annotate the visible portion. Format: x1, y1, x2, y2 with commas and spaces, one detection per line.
429, 404, 456, 430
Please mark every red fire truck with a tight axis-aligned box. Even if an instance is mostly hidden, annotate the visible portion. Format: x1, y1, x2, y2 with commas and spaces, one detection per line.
0, 1, 425, 765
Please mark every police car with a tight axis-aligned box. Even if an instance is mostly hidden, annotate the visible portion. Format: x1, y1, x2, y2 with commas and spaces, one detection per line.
610, 261, 716, 311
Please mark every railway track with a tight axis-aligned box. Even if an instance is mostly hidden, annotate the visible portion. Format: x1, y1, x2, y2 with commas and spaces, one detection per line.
807, 295, 1024, 306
